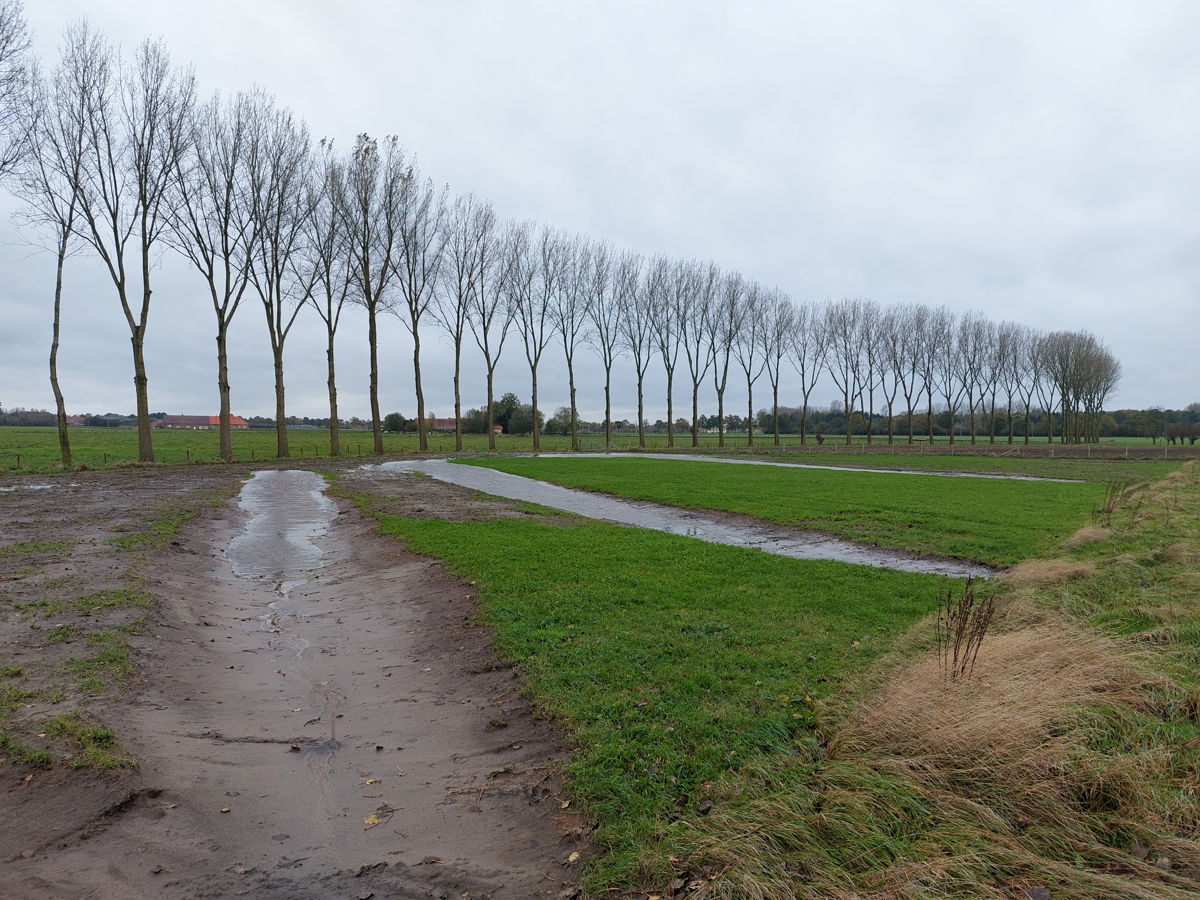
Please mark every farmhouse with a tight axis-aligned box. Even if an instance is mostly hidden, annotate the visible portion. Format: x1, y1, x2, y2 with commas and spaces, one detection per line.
159, 415, 249, 430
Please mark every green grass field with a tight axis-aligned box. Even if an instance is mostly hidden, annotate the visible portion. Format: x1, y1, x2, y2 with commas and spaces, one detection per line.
339, 462, 1200, 897
1, 425, 1190, 473
460, 456, 1131, 565
338, 484, 953, 890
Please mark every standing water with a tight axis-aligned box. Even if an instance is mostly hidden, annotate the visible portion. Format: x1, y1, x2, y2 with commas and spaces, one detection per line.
227, 469, 336, 592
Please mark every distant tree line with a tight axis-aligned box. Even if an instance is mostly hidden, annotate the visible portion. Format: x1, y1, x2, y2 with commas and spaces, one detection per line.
1, 6, 1127, 467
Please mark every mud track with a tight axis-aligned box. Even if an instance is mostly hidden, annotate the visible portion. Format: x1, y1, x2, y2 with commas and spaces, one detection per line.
3, 468, 582, 899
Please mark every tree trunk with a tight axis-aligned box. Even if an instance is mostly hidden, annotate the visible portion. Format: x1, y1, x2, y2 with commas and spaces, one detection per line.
691, 382, 699, 448
745, 375, 754, 448
665, 370, 674, 448
453, 342, 463, 453
637, 376, 645, 449
368, 304, 382, 455
273, 344, 288, 457
131, 327, 154, 462
327, 328, 340, 456
413, 326, 427, 452
844, 393, 853, 445
216, 324, 232, 461
717, 390, 725, 448
603, 366, 612, 450
568, 355, 578, 452
772, 381, 780, 446
531, 368, 540, 451
485, 366, 496, 450
50, 242, 71, 469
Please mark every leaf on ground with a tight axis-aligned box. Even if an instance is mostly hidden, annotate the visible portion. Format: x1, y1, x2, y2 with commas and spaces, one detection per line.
363, 805, 394, 828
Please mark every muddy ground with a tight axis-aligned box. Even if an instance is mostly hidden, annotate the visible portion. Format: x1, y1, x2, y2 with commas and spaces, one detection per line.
0, 462, 586, 899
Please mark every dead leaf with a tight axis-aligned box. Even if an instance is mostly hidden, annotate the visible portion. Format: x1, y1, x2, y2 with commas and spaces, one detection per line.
220, 807, 231, 814
361, 777, 380, 785
567, 851, 580, 864
363, 805, 394, 829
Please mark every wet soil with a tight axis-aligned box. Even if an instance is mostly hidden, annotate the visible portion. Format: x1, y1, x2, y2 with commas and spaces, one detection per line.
1, 465, 584, 898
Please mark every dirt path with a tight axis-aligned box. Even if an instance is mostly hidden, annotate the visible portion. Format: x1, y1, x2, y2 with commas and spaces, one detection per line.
4, 469, 582, 899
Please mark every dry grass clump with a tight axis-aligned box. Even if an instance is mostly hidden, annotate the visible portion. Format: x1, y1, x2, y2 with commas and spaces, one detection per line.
839, 624, 1140, 772
1060, 524, 1111, 550
1001, 558, 1096, 584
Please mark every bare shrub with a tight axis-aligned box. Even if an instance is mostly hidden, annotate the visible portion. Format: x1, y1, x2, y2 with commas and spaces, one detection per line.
936, 576, 995, 682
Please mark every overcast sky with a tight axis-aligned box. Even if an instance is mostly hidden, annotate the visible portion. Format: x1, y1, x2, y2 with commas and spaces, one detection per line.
1, 0, 1197, 421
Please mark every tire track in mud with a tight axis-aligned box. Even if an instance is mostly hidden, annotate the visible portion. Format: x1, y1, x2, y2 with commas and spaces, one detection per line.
10, 469, 583, 899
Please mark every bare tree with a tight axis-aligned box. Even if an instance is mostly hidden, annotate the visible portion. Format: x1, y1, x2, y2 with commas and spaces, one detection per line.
510, 224, 562, 450
614, 251, 651, 448
785, 298, 825, 444
295, 140, 351, 456
956, 311, 990, 445
647, 256, 682, 448
551, 235, 592, 452
13, 41, 88, 468
856, 299, 882, 443
1005, 324, 1035, 444
0, 0, 29, 175
1032, 332, 1061, 443
877, 305, 904, 444
339, 134, 404, 455
467, 217, 515, 450
732, 280, 765, 448
67, 32, 195, 461
169, 91, 258, 460
825, 298, 867, 445
583, 239, 620, 449
985, 320, 1019, 443
246, 98, 312, 458
392, 161, 448, 452
929, 307, 963, 442
677, 260, 715, 447
709, 270, 745, 448
760, 290, 795, 445
435, 194, 492, 452
891, 303, 925, 444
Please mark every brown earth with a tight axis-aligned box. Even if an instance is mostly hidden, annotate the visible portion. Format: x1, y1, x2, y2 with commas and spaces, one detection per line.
0, 464, 586, 899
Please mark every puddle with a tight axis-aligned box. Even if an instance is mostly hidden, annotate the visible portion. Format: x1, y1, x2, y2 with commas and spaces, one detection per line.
228, 470, 335, 588
0, 482, 79, 492
375, 459, 994, 578
533, 453, 1083, 483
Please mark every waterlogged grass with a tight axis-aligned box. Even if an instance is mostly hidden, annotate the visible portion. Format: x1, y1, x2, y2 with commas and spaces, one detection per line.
347, 490, 953, 890
729, 450, 1181, 483
462, 457, 1107, 565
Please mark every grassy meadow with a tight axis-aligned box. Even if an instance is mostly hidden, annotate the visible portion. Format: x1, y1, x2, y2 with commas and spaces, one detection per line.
336, 458, 1200, 898
1, 424, 1192, 473
460, 456, 1149, 565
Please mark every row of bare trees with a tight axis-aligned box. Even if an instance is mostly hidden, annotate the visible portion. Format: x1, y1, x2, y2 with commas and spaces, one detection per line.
6, 11, 1122, 466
